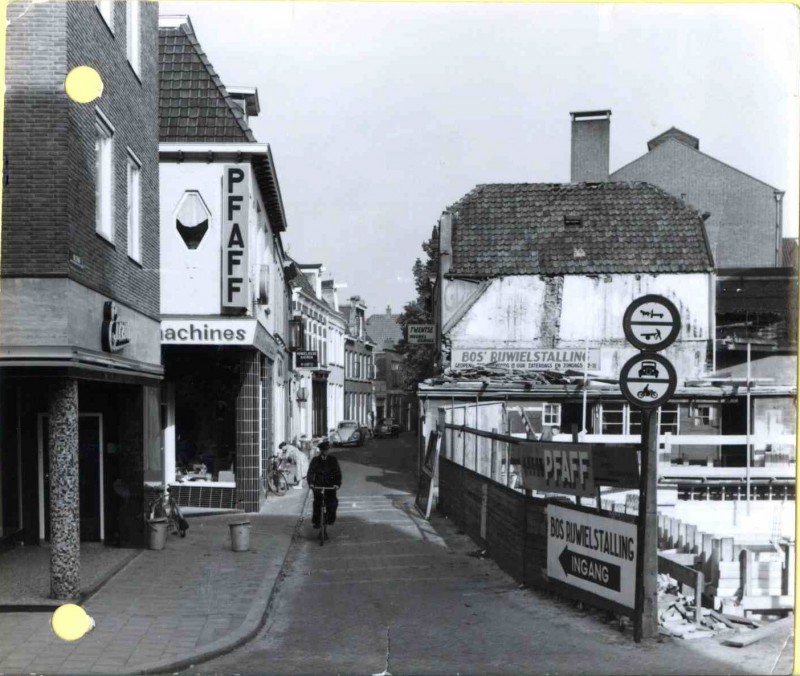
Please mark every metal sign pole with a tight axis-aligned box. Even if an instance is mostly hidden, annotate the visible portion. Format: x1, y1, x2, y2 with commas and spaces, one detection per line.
634, 408, 659, 641
746, 342, 751, 513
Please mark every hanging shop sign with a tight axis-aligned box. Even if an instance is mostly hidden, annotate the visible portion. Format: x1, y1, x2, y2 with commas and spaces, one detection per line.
221, 164, 251, 310
295, 351, 318, 369
101, 301, 131, 352
547, 503, 637, 609
160, 319, 256, 345
408, 324, 435, 344
622, 294, 681, 352
451, 347, 600, 371
619, 352, 677, 410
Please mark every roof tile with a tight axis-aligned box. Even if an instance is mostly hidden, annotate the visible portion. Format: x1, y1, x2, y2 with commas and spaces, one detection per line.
448, 182, 713, 276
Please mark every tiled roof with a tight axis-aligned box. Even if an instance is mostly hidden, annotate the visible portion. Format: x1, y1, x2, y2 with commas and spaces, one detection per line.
448, 182, 714, 277
366, 313, 403, 350
159, 20, 255, 143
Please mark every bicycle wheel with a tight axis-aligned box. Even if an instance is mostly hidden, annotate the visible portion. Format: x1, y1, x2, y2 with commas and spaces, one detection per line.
268, 470, 288, 496
319, 501, 326, 546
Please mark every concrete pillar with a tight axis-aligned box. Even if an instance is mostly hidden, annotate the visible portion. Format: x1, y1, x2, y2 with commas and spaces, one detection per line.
48, 378, 80, 600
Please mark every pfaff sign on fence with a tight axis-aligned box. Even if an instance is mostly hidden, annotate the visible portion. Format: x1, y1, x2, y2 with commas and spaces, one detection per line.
222, 165, 250, 310
517, 442, 595, 497
547, 504, 637, 610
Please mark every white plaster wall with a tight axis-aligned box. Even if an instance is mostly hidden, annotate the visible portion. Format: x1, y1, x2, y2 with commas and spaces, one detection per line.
160, 162, 225, 315
448, 273, 712, 380
161, 161, 283, 325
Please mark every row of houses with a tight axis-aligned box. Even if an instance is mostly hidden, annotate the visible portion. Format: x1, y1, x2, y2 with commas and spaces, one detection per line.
0, 4, 377, 584
420, 110, 797, 499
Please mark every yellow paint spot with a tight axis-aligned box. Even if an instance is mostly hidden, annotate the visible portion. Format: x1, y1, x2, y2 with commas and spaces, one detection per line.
50, 603, 95, 642
64, 66, 103, 104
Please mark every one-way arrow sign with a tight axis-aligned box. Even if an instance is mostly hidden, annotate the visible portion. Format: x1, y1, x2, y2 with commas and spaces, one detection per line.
558, 546, 621, 592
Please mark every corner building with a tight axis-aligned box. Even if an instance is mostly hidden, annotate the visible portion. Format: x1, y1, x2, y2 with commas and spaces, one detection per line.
0, 1, 162, 596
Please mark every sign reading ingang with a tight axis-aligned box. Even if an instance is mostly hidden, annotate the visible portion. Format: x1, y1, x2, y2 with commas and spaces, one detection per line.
547, 504, 637, 610
451, 347, 600, 371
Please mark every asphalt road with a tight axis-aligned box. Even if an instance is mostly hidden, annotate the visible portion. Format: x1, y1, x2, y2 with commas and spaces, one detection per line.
189, 435, 789, 676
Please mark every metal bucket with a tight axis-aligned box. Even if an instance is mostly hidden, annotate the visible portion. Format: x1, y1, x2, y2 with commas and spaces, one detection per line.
229, 520, 251, 552
147, 518, 168, 551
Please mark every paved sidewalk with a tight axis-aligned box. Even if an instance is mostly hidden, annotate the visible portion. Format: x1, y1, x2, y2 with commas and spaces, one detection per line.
0, 488, 307, 675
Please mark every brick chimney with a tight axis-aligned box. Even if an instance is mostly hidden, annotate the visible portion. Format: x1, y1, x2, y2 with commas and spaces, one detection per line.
570, 110, 611, 182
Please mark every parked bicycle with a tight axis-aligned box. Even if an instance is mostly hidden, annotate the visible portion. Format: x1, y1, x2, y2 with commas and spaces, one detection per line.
262, 454, 289, 496
308, 485, 339, 546
147, 489, 188, 537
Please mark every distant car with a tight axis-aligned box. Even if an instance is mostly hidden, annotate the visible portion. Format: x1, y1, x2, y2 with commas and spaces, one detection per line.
375, 417, 401, 438
329, 420, 366, 447
638, 361, 659, 378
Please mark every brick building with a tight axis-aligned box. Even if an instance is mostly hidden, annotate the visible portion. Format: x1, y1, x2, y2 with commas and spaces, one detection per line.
340, 298, 376, 429
0, 1, 162, 596
366, 307, 411, 430
287, 264, 346, 439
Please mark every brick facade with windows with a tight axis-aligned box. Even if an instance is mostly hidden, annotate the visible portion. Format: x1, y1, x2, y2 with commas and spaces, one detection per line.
3, 1, 160, 319
1, 2, 163, 564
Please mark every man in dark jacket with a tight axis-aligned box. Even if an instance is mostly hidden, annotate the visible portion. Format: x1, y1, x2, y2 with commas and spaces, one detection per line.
307, 440, 341, 529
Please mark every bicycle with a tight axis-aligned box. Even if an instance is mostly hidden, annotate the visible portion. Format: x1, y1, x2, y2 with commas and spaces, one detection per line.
147, 489, 187, 537
309, 485, 339, 546
262, 454, 289, 496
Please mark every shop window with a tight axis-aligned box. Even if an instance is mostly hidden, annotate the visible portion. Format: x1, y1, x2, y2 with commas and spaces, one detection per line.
175, 191, 210, 250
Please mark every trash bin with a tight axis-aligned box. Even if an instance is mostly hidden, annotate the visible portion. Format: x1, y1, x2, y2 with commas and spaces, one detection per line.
229, 520, 251, 552
147, 518, 168, 551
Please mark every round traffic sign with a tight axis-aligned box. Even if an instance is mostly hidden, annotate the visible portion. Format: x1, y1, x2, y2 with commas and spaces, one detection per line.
619, 352, 677, 409
622, 294, 681, 352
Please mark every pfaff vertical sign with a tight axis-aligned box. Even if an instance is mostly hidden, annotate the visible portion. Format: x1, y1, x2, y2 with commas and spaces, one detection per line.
222, 165, 251, 310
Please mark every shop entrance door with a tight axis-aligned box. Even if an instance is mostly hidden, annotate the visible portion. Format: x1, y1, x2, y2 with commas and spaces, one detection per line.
38, 414, 104, 542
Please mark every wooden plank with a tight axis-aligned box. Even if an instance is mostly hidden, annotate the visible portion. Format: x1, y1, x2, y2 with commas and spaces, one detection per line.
708, 611, 737, 629
721, 616, 793, 647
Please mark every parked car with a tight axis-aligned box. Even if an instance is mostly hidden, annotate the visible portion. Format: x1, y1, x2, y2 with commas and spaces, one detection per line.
329, 420, 366, 447
374, 417, 401, 438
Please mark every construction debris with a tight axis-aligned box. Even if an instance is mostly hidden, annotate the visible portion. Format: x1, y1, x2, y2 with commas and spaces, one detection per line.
658, 573, 789, 645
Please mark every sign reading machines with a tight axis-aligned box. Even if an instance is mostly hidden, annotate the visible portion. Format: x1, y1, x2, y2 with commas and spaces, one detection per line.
222, 165, 250, 310
547, 504, 637, 609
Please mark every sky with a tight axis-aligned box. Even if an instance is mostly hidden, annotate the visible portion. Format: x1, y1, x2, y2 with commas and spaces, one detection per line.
163, 2, 800, 317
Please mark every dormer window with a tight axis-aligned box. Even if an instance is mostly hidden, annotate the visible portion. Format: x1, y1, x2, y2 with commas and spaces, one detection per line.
564, 215, 582, 227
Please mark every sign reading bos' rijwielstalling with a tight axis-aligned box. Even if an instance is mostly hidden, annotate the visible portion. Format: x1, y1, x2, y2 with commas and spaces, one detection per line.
451, 347, 600, 371
547, 504, 637, 610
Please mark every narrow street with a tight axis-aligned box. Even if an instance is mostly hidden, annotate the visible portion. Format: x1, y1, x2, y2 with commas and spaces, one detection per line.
188, 437, 777, 676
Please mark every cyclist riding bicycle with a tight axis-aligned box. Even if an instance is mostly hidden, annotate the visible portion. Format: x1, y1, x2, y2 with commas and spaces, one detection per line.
307, 440, 341, 530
